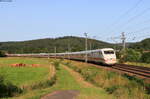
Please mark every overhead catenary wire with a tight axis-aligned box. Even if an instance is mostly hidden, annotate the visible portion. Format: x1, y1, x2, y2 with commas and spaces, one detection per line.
122, 18, 150, 32
110, 6, 150, 40
111, 0, 143, 27
130, 18, 150, 26
125, 32, 150, 42
106, 0, 144, 34
119, 7, 150, 30
105, 0, 150, 44
129, 27, 150, 33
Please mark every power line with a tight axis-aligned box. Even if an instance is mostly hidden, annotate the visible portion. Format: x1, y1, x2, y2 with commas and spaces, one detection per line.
109, 32, 127, 50
133, 27, 150, 33
135, 35, 150, 39
132, 18, 150, 26
106, 0, 144, 34
122, 18, 150, 31
110, 7, 150, 36
112, 0, 143, 26
124, 32, 150, 42
119, 7, 150, 29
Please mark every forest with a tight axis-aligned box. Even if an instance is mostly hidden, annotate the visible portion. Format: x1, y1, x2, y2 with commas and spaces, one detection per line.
0, 36, 149, 54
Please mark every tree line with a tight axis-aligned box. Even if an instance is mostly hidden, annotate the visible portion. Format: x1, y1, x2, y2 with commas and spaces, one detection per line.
0, 36, 149, 63
0, 36, 115, 54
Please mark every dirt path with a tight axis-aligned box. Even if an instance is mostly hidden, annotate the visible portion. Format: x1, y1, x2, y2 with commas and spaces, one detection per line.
41, 65, 103, 99
41, 90, 79, 99
41, 65, 82, 99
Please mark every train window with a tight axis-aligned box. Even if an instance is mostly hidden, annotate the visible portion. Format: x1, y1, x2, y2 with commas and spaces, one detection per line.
104, 50, 114, 54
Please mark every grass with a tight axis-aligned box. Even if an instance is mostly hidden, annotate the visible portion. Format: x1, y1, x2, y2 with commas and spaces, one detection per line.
12, 61, 113, 99
0, 66, 49, 87
3, 58, 149, 99
0, 58, 113, 99
125, 62, 150, 68
0, 57, 55, 98
0, 57, 50, 66
0, 58, 52, 87
63, 60, 150, 99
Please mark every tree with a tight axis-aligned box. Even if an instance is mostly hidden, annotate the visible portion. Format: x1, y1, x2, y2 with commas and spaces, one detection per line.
141, 52, 150, 63
118, 49, 142, 63
0, 51, 6, 57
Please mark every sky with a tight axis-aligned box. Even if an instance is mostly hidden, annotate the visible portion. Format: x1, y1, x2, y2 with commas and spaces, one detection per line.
0, 0, 150, 43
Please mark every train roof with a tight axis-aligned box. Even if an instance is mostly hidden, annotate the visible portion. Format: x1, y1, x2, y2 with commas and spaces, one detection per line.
11, 48, 115, 55
100, 48, 114, 51
54, 48, 115, 55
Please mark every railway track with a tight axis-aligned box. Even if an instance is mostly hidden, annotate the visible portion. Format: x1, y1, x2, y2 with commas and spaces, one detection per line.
79, 61, 150, 83
111, 64, 150, 80
81, 61, 150, 82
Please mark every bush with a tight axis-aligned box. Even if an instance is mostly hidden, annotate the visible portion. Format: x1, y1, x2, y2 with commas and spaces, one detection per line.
0, 51, 6, 57
118, 49, 142, 63
0, 75, 22, 98
145, 84, 150, 94
141, 52, 150, 63
29, 75, 56, 90
106, 85, 119, 94
52, 60, 60, 70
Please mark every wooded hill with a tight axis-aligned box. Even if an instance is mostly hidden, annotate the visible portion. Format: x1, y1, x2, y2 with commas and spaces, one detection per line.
129, 38, 150, 50
0, 36, 149, 54
0, 36, 115, 54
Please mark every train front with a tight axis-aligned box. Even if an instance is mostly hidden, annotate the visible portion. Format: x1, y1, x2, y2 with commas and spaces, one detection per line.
102, 48, 117, 65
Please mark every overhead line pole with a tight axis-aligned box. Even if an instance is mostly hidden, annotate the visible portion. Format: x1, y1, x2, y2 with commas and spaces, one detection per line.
84, 33, 88, 63
54, 46, 57, 59
121, 32, 126, 50
68, 43, 71, 59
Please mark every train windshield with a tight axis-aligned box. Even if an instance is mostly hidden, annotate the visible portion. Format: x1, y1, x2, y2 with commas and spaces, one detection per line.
104, 50, 114, 54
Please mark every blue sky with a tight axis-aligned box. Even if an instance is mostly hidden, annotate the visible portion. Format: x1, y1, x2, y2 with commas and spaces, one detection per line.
0, 0, 150, 42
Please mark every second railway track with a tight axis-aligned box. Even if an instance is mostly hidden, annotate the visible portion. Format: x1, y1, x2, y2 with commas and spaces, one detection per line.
83, 62, 150, 83
111, 64, 150, 79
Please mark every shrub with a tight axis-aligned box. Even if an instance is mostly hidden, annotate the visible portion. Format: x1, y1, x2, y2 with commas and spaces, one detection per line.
106, 85, 119, 94
80, 67, 99, 81
141, 52, 150, 63
52, 60, 60, 70
28, 75, 56, 90
145, 84, 150, 94
118, 49, 142, 63
0, 51, 6, 57
0, 75, 22, 98
123, 74, 144, 86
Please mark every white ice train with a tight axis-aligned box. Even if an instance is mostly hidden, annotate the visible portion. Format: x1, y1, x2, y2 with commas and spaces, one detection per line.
7, 48, 117, 65
54, 48, 117, 65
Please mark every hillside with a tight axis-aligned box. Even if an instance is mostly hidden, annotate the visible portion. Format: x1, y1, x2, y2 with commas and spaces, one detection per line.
129, 38, 150, 50
0, 36, 115, 54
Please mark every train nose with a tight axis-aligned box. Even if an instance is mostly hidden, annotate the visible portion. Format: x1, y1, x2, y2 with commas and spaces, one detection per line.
105, 58, 116, 64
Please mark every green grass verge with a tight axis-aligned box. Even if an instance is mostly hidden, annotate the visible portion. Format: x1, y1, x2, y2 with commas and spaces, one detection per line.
63, 60, 150, 99
13, 64, 113, 99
